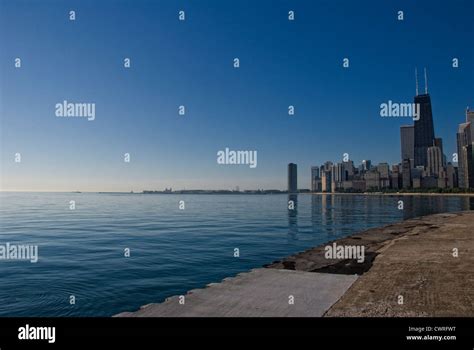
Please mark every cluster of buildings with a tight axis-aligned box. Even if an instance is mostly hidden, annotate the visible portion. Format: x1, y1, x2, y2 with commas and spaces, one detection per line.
287, 71, 474, 194
457, 109, 474, 189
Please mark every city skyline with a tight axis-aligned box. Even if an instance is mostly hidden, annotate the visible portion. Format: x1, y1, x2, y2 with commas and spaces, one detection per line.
1, 0, 473, 192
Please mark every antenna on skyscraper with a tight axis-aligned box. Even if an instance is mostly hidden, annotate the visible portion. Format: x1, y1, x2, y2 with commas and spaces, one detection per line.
415, 67, 419, 96
424, 67, 428, 94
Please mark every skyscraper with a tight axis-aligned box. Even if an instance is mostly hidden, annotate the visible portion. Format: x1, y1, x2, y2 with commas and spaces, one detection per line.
322, 161, 333, 172
311, 166, 321, 192
434, 137, 446, 166
343, 160, 354, 179
361, 160, 371, 171
321, 169, 332, 193
288, 163, 298, 193
427, 145, 443, 177
377, 163, 390, 188
446, 163, 457, 189
466, 144, 474, 189
413, 68, 436, 168
332, 163, 345, 183
467, 107, 474, 133
402, 159, 412, 189
364, 169, 380, 190
400, 125, 414, 165
467, 108, 474, 189
391, 164, 401, 190
456, 107, 474, 188
456, 122, 471, 188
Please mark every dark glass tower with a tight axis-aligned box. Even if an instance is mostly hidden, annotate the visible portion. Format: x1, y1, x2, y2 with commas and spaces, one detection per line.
287, 163, 297, 193
414, 94, 435, 167
413, 69, 435, 168
414, 93, 435, 167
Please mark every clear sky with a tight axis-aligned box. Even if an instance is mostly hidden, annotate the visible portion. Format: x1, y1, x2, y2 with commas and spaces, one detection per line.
1, 0, 473, 192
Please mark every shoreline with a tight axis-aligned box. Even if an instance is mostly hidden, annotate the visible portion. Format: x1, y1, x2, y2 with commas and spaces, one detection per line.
2, 191, 474, 197
307, 192, 474, 197
116, 210, 474, 317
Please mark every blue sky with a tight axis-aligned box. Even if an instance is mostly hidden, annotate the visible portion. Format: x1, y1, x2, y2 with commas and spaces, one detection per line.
1, 0, 473, 191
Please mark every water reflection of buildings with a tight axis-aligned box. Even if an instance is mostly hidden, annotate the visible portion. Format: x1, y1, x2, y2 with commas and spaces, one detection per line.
287, 194, 298, 239
465, 196, 474, 210
319, 194, 338, 235
401, 196, 443, 220
320, 194, 333, 226
400, 195, 474, 219
295, 194, 473, 242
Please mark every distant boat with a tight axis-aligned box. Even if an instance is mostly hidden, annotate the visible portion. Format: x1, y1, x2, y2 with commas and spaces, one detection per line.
72, 191, 81, 193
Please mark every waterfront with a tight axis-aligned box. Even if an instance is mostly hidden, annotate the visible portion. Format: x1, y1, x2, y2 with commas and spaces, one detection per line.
0, 192, 472, 316
119, 211, 474, 317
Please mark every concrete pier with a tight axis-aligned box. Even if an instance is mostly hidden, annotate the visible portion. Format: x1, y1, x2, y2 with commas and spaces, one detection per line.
116, 269, 357, 317
116, 211, 474, 317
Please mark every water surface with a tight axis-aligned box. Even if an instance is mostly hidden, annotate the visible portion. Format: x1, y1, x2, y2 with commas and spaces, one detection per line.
0, 192, 472, 316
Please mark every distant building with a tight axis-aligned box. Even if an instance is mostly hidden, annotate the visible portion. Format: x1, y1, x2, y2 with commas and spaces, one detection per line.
402, 159, 412, 189
457, 122, 471, 188
342, 180, 366, 192
361, 160, 371, 171
331, 163, 346, 190
343, 160, 354, 179
288, 163, 298, 193
377, 163, 390, 188
311, 166, 322, 192
400, 125, 414, 165
412, 167, 424, 189
427, 145, 443, 177
446, 163, 457, 189
457, 108, 474, 189
322, 161, 333, 172
412, 177, 421, 189
467, 144, 474, 189
434, 137, 446, 166
330, 161, 354, 190
364, 169, 380, 190
311, 166, 320, 179
421, 176, 438, 189
391, 164, 401, 190
321, 170, 332, 193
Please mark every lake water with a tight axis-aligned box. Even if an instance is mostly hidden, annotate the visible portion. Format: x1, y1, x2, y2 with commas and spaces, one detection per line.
0, 192, 472, 316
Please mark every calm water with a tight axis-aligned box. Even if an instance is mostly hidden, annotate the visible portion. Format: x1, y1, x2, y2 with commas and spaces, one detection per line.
0, 192, 472, 317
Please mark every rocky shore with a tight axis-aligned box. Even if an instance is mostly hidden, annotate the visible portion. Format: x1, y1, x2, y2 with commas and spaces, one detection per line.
116, 211, 474, 317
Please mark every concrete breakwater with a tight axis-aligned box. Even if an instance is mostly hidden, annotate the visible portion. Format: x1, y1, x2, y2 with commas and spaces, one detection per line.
116, 211, 474, 317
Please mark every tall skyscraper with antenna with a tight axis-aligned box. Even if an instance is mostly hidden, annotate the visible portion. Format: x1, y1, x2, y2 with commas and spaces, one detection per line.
413, 68, 436, 168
